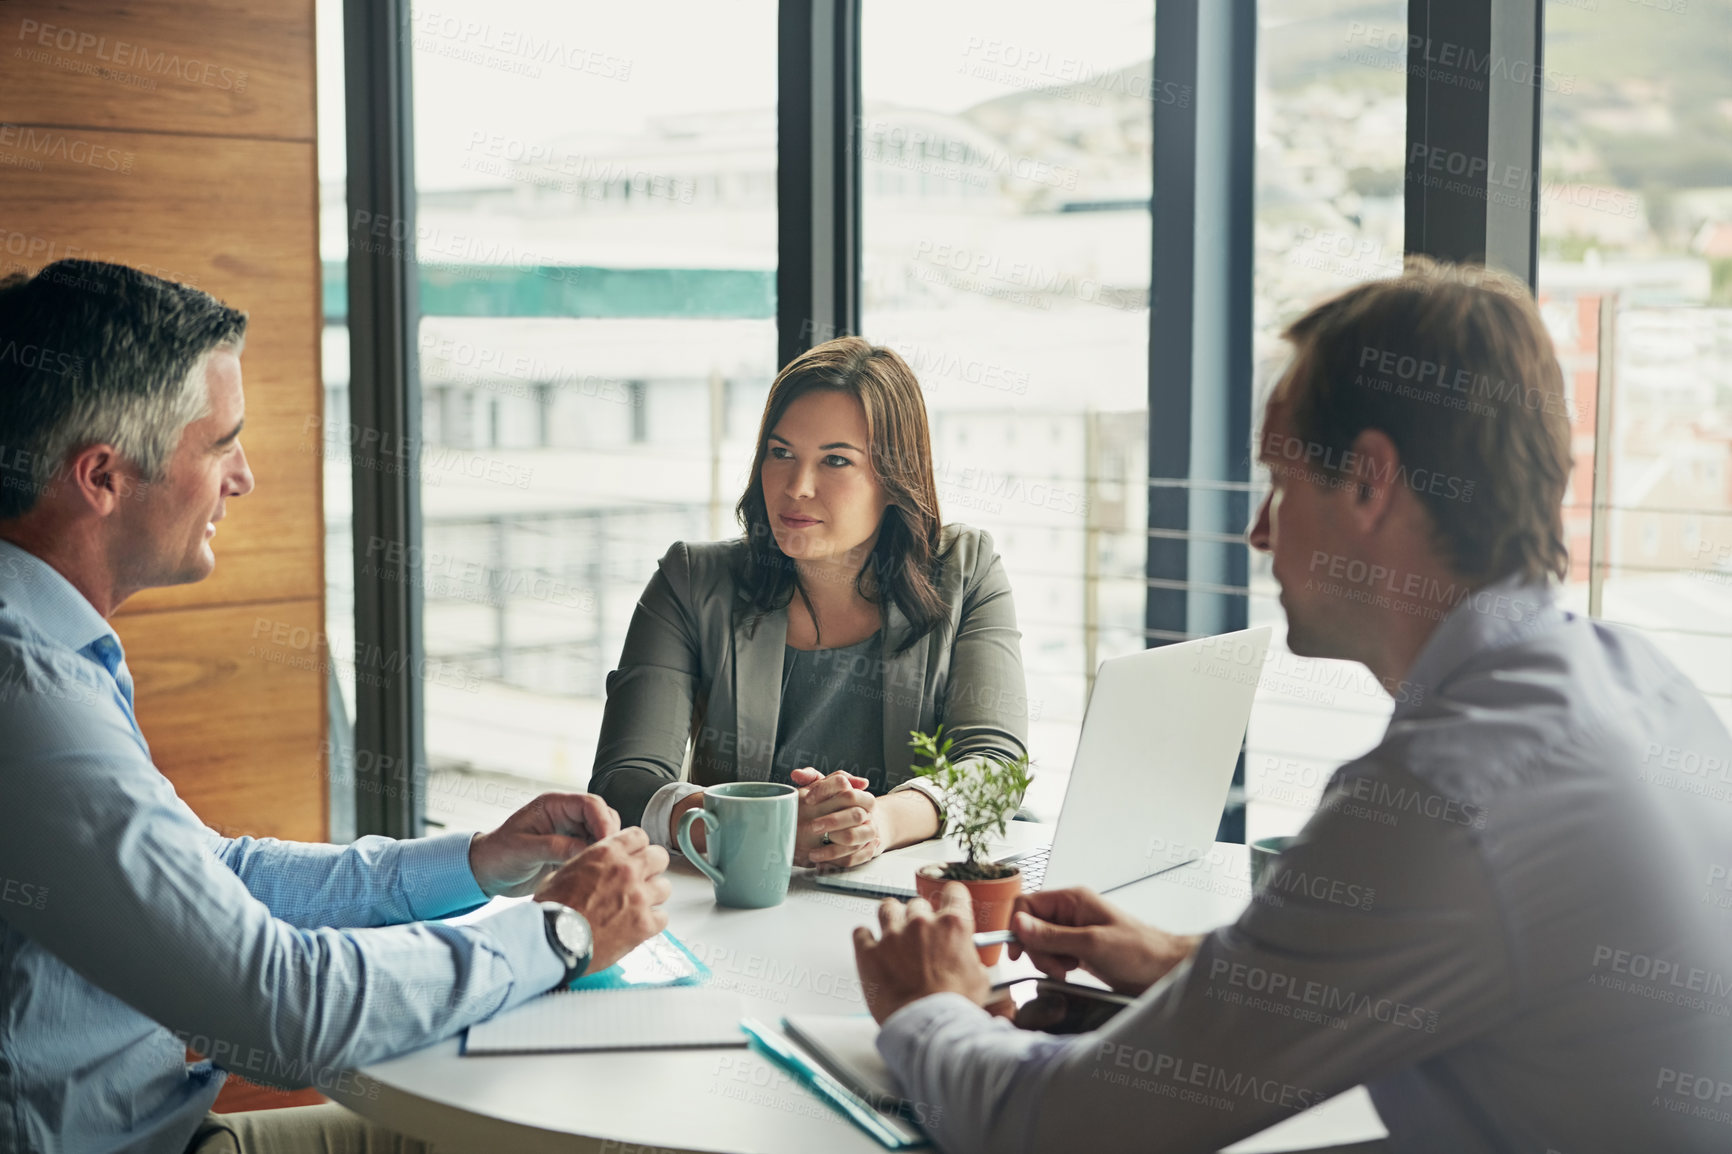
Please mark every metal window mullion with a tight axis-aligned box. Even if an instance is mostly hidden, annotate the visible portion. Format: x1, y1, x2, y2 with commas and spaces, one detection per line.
1148, 0, 1256, 845
344, 0, 424, 839
1147, 0, 1255, 649
1405, 0, 1544, 286
778, 0, 861, 368
1487, 0, 1543, 286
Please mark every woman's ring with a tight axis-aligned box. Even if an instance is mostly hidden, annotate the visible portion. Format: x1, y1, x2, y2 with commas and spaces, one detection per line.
820, 832, 832, 846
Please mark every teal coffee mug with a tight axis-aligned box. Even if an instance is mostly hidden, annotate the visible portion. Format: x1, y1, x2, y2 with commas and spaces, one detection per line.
677, 782, 798, 909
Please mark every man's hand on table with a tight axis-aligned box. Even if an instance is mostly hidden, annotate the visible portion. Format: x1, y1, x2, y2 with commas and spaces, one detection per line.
853, 883, 992, 1023
1008, 887, 1203, 996
468, 791, 621, 898
534, 827, 673, 973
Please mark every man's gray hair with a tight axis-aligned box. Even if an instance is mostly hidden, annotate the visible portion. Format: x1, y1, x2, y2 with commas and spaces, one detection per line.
0, 260, 248, 519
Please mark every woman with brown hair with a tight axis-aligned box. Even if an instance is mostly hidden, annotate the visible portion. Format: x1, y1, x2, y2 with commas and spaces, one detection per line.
589, 336, 1029, 868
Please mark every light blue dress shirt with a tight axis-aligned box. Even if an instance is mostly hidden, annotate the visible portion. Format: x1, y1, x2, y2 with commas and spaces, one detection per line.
0, 540, 564, 1154
878, 580, 1732, 1153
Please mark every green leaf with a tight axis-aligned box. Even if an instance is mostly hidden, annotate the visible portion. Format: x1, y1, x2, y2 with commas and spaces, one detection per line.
908, 726, 1033, 869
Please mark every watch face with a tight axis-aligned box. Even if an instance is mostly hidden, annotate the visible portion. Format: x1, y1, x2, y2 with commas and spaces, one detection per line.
555, 908, 592, 959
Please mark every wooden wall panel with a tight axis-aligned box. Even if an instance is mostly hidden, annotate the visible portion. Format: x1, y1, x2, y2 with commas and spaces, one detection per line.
1, 0, 327, 846
0, 1, 315, 139
0, 132, 323, 613
117, 600, 327, 842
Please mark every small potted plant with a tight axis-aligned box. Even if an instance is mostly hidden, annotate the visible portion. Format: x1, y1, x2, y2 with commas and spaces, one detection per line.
908, 727, 1033, 964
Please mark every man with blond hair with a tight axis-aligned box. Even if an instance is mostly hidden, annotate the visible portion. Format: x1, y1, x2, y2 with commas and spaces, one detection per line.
855, 259, 1732, 1153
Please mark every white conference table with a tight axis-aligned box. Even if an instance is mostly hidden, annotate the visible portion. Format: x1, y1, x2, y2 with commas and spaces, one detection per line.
331, 840, 1386, 1153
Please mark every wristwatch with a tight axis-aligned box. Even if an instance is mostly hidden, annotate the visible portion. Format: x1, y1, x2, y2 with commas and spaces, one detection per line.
538, 901, 594, 988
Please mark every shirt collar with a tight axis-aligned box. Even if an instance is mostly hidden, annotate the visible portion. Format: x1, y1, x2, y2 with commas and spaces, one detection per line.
0, 537, 121, 659
1392, 574, 1566, 721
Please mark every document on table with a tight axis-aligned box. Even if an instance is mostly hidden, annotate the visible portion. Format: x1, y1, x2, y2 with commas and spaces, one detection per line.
782, 1014, 905, 1107
745, 1017, 927, 1149
463, 985, 747, 1055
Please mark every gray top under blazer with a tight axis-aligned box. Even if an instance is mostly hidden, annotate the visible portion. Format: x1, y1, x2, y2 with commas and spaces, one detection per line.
772, 634, 888, 791
588, 524, 1030, 832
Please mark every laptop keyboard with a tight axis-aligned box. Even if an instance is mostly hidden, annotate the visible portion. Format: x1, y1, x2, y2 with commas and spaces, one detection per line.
1008, 845, 1051, 892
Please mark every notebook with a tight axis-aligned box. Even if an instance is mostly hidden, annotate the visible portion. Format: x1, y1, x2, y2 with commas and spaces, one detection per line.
744, 1018, 927, 1149
782, 1014, 930, 1132
463, 984, 747, 1055
783, 1013, 1389, 1152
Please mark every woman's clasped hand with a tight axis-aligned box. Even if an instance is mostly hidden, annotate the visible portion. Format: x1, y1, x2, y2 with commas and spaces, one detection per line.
788, 767, 891, 868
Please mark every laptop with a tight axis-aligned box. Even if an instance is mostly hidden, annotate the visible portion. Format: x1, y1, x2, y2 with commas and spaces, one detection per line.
813, 627, 1272, 899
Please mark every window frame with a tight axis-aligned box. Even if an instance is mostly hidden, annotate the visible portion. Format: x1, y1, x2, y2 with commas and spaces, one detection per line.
343, 0, 425, 839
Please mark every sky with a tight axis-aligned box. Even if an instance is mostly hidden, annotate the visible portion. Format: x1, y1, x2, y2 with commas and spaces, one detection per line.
316, 0, 1155, 189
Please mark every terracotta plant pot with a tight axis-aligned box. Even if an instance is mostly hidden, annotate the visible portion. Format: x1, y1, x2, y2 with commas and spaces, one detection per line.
915, 862, 1023, 965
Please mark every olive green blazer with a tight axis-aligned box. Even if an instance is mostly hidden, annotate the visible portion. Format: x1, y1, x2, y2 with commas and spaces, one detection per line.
588, 524, 1030, 830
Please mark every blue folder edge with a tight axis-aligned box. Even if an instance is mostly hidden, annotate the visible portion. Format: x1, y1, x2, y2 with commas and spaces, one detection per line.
565, 929, 712, 991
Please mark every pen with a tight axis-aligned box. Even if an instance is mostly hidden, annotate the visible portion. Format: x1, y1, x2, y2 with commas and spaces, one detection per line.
972, 929, 1017, 948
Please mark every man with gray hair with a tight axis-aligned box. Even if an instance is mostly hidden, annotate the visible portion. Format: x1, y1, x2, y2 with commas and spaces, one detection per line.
0, 260, 673, 1154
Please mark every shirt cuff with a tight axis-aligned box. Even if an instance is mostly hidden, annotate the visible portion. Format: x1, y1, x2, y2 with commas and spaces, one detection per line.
889, 778, 947, 834
642, 781, 706, 851
465, 898, 568, 1011
877, 991, 993, 1072
397, 831, 490, 921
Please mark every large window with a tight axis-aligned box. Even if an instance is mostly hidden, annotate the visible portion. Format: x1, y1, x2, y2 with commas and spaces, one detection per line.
1242, 0, 1409, 843
325, 1, 1730, 844
324, 1, 776, 834
862, 0, 1156, 818
407, 2, 776, 832
1538, 2, 1732, 730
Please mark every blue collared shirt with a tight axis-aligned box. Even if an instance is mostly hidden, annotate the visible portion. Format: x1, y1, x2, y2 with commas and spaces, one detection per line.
879, 579, 1732, 1153
0, 540, 563, 1154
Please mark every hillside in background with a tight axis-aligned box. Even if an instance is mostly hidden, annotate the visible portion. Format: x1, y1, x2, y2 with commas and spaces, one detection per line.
953, 3, 1732, 245
1546, 3, 1732, 191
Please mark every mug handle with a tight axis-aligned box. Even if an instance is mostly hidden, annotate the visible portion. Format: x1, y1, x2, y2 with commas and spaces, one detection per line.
677, 807, 725, 888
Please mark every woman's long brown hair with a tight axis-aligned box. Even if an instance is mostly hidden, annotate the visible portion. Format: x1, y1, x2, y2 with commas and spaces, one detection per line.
734, 336, 948, 652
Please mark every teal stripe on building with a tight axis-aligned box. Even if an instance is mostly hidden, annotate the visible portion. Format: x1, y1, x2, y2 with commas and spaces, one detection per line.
323, 262, 773, 322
